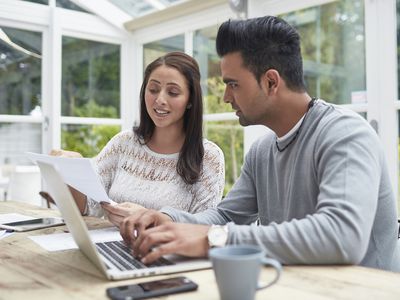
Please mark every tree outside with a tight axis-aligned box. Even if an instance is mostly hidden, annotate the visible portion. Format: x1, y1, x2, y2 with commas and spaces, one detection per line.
204, 76, 243, 195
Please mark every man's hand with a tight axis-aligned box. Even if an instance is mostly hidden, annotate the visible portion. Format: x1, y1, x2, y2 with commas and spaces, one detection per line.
132, 222, 211, 264
102, 202, 147, 228
120, 210, 173, 245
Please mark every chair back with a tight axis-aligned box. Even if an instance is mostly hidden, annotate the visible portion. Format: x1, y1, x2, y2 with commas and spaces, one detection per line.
6, 166, 41, 206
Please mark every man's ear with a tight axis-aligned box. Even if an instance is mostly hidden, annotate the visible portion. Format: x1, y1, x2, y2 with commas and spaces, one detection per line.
260, 69, 280, 95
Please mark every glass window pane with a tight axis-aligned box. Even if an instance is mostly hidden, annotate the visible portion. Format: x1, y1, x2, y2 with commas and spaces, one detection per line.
0, 27, 42, 115
22, 0, 48, 4
109, 0, 155, 17
61, 124, 121, 157
143, 35, 184, 68
0, 123, 42, 165
109, 0, 182, 18
204, 120, 243, 195
280, 0, 365, 105
62, 37, 120, 118
56, 0, 90, 13
193, 25, 234, 114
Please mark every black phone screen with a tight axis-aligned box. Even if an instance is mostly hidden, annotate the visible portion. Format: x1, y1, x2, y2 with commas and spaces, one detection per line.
106, 276, 198, 300
139, 277, 191, 291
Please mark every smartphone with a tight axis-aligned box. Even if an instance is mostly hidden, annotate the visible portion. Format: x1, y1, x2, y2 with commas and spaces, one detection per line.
106, 276, 198, 300
0, 217, 65, 232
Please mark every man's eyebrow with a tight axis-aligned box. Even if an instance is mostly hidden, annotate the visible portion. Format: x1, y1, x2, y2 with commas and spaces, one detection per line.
222, 77, 237, 84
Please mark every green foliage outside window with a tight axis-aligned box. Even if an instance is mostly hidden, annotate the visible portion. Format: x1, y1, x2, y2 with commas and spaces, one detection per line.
61, 124, 120, 158
204, 77, 234, 114
61, 37, 121, 157
61, 37, 120, 117
205, 121, 243, 195
281, 0, 365, 104
61, 100, 120, 157
73, 99, 118, 119
204, 77, 243, 195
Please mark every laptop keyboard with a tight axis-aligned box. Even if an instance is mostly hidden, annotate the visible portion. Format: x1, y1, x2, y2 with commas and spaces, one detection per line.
95, 240, 174, 271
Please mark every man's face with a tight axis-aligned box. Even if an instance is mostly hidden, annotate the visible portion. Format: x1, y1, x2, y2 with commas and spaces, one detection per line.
220, 52, 268, 126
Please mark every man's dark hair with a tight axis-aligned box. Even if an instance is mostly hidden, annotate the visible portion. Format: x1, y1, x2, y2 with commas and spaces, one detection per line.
216, 16, 306, 92
135, 51, 204, 185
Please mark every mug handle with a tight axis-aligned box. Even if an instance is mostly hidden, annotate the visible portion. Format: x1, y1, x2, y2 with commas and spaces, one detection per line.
257, 257, 282, 290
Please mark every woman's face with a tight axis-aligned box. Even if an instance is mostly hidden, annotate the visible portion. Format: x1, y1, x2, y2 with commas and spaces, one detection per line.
145, 65, 190, 132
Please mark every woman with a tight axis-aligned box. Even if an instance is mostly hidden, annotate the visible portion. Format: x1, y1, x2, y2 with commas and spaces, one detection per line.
52, 52, 225, 227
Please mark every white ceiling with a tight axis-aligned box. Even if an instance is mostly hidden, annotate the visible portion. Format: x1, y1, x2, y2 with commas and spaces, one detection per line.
108, 0, 183, 17
70, 0, 188, 30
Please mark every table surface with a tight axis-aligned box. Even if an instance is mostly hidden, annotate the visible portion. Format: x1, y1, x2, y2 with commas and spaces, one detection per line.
1, 201, 400, 300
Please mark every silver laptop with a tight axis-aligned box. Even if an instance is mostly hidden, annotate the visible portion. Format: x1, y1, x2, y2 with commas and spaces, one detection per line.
37, 161, 211, 280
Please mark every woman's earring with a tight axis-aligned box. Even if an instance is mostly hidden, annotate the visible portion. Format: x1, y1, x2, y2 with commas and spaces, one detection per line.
186, 103, 192, 109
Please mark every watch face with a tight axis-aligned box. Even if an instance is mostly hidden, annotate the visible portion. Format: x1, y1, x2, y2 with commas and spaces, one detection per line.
208, 226, 228, 247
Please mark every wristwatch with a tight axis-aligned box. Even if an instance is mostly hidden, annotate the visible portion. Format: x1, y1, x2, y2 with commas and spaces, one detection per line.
207, 225, 228, 248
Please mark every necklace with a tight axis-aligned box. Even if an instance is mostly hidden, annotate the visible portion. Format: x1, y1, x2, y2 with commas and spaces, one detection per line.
275, 97, 317, 152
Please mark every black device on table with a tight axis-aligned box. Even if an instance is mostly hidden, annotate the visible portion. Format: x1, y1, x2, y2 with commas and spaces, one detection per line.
106, 276, 198, 300
0, 217, 64, 232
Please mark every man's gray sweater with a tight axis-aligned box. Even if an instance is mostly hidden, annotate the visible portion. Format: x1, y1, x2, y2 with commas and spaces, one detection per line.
162, 100, 400, 271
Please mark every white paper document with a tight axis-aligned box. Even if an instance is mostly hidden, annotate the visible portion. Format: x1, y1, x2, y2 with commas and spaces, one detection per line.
0, 230, 13, 239
29, 227, 121, 251
26, 152, 115, 204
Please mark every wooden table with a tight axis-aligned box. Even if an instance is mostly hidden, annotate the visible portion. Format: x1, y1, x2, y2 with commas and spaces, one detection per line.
1, 201, 400, 300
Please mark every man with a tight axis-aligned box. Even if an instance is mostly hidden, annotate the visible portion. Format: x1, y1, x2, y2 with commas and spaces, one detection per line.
119, 16, 400, 271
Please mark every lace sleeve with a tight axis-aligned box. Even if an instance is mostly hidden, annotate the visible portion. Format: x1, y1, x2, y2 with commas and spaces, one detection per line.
188, 140, 225, 213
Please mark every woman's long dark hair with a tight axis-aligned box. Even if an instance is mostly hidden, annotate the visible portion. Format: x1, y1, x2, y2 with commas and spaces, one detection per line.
134, 52, 204, 185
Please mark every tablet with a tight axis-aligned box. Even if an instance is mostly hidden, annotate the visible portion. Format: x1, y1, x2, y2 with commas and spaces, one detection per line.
0, 217, 65, 232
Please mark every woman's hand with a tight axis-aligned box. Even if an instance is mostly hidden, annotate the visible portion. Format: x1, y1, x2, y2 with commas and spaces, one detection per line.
50, 149, 83, 158
102, 202, 147, 228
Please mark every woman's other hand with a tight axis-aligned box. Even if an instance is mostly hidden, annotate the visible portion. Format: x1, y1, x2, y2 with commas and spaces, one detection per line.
102, 202, 147, 228
50, 149, 83, 158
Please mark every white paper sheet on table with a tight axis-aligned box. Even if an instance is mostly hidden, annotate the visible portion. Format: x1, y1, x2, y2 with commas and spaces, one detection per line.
26, 152, 115, 204
0, 230, 13, 239
29, 227, 122, 251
